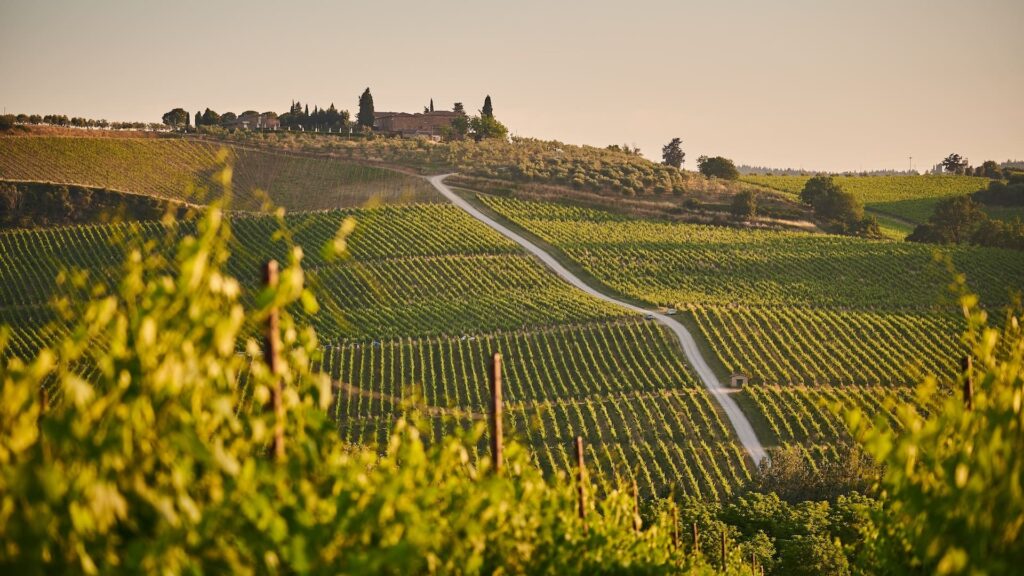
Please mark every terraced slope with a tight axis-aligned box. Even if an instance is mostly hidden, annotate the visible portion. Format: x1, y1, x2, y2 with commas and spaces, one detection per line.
0, 136, 438, 210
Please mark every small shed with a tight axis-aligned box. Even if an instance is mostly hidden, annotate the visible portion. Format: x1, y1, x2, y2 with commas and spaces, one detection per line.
729, 372, 748, 388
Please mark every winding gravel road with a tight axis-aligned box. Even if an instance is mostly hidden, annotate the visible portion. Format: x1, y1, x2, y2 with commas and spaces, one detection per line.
428, 175, 768, 466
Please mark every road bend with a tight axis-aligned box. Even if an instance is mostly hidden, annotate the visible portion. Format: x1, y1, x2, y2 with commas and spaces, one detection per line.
428, 174, 768, 466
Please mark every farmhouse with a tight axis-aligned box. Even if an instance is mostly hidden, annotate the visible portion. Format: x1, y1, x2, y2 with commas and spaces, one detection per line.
373, 110, 463, 138
224, 112, 280, 131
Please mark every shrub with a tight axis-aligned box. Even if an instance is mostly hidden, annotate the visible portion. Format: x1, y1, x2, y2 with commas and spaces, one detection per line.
730, 190, 757, 220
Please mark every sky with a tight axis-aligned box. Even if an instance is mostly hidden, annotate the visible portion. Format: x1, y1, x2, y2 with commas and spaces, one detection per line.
1, 0, 1022, 172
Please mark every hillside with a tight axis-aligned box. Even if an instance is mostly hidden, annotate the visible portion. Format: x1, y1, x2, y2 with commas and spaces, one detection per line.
478, 195, 1024, 458
0, 180, 189, 229
741, 173, 991, 225
0, 202, 749, 499
201, 130, 812, 221
0, 135, 439, 211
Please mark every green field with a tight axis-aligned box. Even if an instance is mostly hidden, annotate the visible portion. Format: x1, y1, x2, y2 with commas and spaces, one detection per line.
983, 204, 1024, 222
741, 174, 990, 224
478, 195, 1024, 454
0, 202, 750, 498
0, 136, 439, 210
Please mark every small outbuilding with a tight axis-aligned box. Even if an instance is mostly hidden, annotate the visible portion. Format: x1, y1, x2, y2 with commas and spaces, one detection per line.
729, 372, 748, 388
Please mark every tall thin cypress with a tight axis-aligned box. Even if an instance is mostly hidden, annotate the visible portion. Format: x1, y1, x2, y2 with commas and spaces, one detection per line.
482, 95, 493, 118
357, 88, 375, 128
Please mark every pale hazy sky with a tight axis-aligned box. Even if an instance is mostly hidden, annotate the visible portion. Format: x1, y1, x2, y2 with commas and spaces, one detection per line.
2, 0, 1022, 171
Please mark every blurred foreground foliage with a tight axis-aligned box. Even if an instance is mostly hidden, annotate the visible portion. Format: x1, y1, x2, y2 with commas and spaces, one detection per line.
847, 270, 1024, 575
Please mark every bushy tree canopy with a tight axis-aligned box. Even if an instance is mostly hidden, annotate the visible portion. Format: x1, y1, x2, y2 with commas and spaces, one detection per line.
469, 114, 508, 142
697, 156, 739, 180
161, 108, 189, 128
799, 176, 876, 236
941, 153, 969, 175
662, 138, 685, 169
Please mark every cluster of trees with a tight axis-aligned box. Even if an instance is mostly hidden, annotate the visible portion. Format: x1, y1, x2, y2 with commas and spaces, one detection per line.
971, 172, 1024, 206
907, 194, 1024, 250
279, 101, 347, 131
940, 154, 1013, 178
1, 113, 157, 131
439, 94, 508, 142
674, 490, 872, 575
160, 89, 506, 140
799, 176, 879, 236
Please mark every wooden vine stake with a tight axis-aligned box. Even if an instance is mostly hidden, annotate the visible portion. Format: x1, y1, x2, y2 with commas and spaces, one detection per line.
263, 260, 284, 462
670, 505, 680, 550
632, 478, 642, 532
962, 355, 974, 411
576, 436, 587, 529
720, 528, 727, 568
489, 353, 503, 474
38, 385, 48, 426
692, 522, 699, 555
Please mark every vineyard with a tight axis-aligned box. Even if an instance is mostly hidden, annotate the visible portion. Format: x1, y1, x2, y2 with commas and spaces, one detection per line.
310, 319, 751, 498
0, 136, 439, 210
741, 173, 990, 224
744, 385, 914, 446
481, 196, 1024, 310
478, 195, 1023, 453
0, 201, 751, 497
740, 384, 924, 471
0, 204, 629, 342
690, 306, 962, 386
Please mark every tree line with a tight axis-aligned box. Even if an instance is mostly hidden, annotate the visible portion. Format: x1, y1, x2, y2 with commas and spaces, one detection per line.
0, 113, 160, 132
160, 89, 507, 142
940, 153, 1015, 179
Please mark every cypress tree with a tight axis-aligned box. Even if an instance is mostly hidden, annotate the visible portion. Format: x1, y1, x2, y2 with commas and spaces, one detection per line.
357, 87, 375, 128
195, 111, 202, 127
482, 95, 493, 118
430, 98, 434, 112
